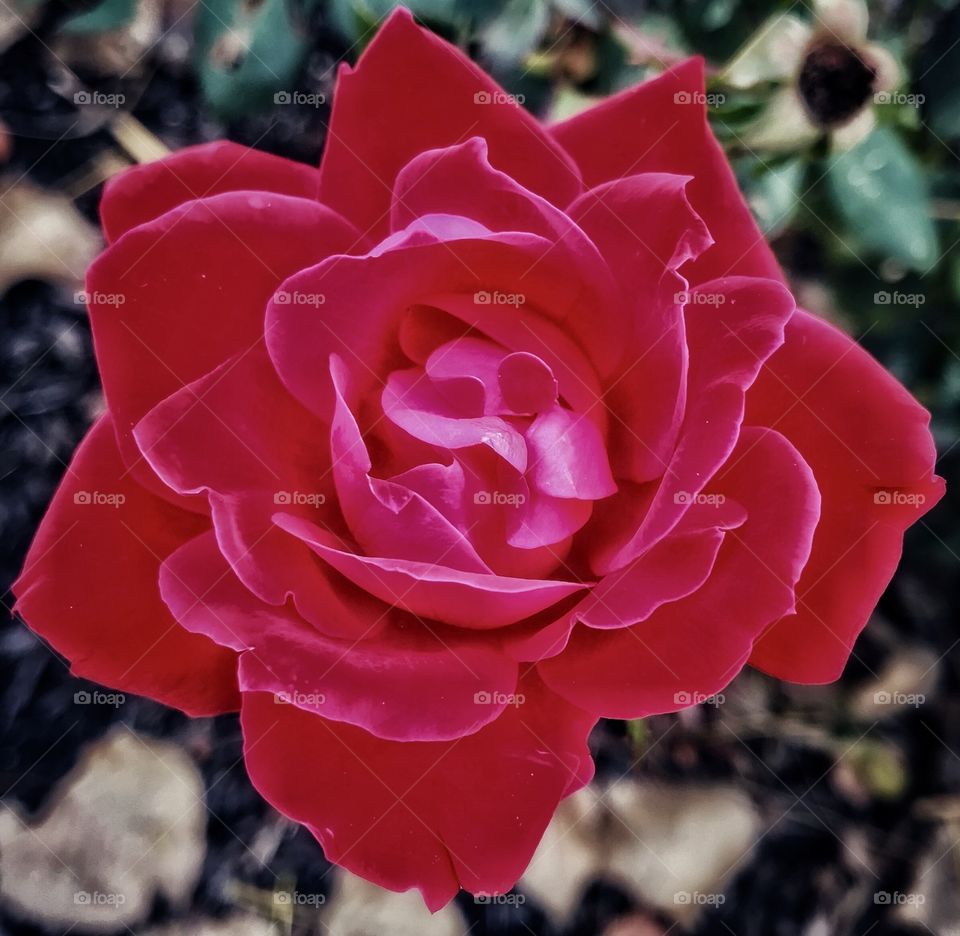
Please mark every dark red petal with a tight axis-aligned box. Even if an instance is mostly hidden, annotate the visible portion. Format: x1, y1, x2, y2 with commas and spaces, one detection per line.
746, 310, 944, 683
551, 58, 782, 285
134, 348, 380, 640
538, 427, 820, 718
318, 8, 580, 239
100, 141, 322, 243
87, 191, 358, 499
13, 415, 239, 716
240, 671, 595, 909
160, 532, 517, 742
267, 229, 611, 423
567, 173, 711, 482
276, 513, 587, 630
595, 276, 795, 574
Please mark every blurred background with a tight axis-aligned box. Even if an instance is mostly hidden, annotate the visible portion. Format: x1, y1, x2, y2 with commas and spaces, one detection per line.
1, 0, 959, 933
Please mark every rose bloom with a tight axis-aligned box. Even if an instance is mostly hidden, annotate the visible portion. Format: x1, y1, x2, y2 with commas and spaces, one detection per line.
15, 8, 943, 909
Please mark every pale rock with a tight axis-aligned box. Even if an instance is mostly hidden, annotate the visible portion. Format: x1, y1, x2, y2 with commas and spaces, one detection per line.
323, 871, 469, 936
0, 729, 206, 932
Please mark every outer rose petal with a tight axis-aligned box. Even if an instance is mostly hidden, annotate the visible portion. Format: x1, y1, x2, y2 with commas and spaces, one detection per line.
160, 532, 518, 742
538, 427, 820, 717
134, 349, 382, 641
12, 415, 239, 716
240, 671, 596, 909
746, 310, 945, 682
318, 8, 580, 239
551, 58, 783, 285
87, 192, 358, 495
100, 140, 322, 243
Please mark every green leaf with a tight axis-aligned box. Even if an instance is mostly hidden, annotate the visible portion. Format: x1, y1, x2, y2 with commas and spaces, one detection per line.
194, 0, 318, 120
552, 0, 601, 30
826, 127, 939, 272
481, 0, 550, 67
740, 157, 807, 239
62, 0, 137, 34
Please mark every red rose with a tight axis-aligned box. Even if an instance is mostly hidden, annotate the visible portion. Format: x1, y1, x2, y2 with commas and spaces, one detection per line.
15, 7, 942, 909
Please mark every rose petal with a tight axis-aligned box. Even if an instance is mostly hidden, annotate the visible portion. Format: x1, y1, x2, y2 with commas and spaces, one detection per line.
87, 191, 357, 499
266, 227, 606, 421
133, 349, 381, 640
551, 58, 783, 285
595, 276, 795, 574
100, 140, 322, 243
525, 405, 616, 500
746, 310, 945, 682
567, 174, 711, 481
539, 427, 820, 717
240, 671, 595, 909
13, 415, 239, 716
160, 532, 517, 742
275, 514, 587, 630
328, 356, 491, 573
318, 8, 580, 238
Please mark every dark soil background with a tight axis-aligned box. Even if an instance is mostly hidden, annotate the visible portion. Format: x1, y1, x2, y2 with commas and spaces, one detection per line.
1, 1, 959, 934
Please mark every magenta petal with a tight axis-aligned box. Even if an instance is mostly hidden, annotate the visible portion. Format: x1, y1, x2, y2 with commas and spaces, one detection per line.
328, 357, 491, 572
87, 191, 357, 500
275, 514, 587, 630
539, 427, 820, 718
160, 532, 518, 742
318, 8, 581, 238
595, 276, 795, 574
525, 405, 616, 500
100, 140, 322, 243
498, 352, 558, 414
392, 137, 621, 375
747, 309, 945, 682
383, 368, 528, 473
133, 349, 377, 640
567, 174, 711, 482
552, 57, 783, 285
240, 671, 595, 910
